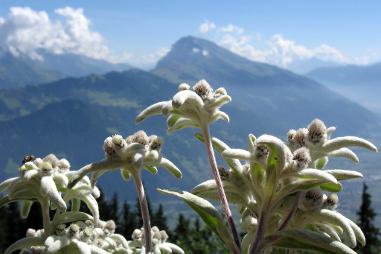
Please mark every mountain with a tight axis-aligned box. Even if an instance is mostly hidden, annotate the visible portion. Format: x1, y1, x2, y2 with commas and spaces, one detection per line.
0, 49, 130, 88
153, 36, 379, 134
0, 50, 63, 88
307, 63, 381, 112
0, 36, 380, 218
287, 58, 342, 74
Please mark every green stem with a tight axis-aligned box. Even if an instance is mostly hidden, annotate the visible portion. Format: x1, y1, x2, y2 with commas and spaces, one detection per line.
201, 124, 241, 254
68, 159, 122, 188
131, 170, 152, 253
40, 199, 51, 236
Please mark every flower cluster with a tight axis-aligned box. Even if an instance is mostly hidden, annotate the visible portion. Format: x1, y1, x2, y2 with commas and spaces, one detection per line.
101, 130, 182, 180
191, 119, 377, 253
20, 219, 130, 254
129, 226, 184, 254
0, 154, 100, 224
136, 79, 231, 132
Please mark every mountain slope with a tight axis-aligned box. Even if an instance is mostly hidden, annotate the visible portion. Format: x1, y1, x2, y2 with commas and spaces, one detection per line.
0, 49, 130, 88
307, 63, 381, 112
153, 36, 380, 134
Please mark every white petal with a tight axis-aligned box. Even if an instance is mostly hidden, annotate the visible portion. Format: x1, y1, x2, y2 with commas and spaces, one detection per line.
222, 149, 251, 160
172, 90, 204, 109
136, 101, 169, 123
322, 136, 378, 153
40, 176, 67, 210
158, 158, 182, 178
328, 148, 359, 163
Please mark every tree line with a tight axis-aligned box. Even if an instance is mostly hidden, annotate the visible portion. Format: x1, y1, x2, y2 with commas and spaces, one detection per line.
0, 183, 379, 253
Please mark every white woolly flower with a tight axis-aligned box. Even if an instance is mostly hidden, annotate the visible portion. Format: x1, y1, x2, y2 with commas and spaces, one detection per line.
128, 226, 184, 254
100, 130, 182, 181
136, 79, 231, 132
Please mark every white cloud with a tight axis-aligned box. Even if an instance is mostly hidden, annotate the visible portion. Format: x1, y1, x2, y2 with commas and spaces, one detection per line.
0, 6, 112, 61
199, 20, 215, 34
220, 24, 244, 35
198, 21, 361, 68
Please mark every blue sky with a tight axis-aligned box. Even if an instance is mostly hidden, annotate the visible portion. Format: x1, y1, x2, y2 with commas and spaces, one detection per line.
0, 0, 380, 68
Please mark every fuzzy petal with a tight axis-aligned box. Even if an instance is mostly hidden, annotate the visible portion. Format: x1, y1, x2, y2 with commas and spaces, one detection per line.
322, 136, 378, 153
158, 158, 182, 178
136, 101, 170, 123
40, 176, 67, 211
222, 148, 251, 161
328, 148, 359, 163
172, 90, 204, 110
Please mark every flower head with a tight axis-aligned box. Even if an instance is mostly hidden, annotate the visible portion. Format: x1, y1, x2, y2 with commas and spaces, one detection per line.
136, 79, 231, 132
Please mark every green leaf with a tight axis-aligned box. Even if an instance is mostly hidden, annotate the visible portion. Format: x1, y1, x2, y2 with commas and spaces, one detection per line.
5, 237, 44, 254
316, 156, 328, 169
144, 165, 159, 174
20, 201, 33, 219
320, 182, 342, 192
53, 211, 93, 226
71, 199, 81, 212
324, 170, 363, 181
157, 189, 236, 251
0, 195, 11, 208
270, 229, 356, 254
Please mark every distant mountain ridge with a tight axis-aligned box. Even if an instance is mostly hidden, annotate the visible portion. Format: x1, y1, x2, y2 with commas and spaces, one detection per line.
0, 48, 130, 88
307, 62, 381, 112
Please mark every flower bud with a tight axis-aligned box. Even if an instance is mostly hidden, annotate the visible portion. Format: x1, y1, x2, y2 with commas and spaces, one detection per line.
43, 154, 59, 168
68, 224, 80, 238
58, 159, 70, 170
33, 158, 43, 168
292, 147, 311, 170
193, 79, 212, 100
148, 135, 163, 150
127, 130, 149, 145
112, 134, 125, 149
55, 224, 66, 236
178, 83, 190, 91
40, 161, 53, 175
254, 144, 269, 161
26, 228, 37, 237
105, 220, 116, 233
103, 137, 115, 157
300, 189, 324, 211
85, 219, 94, 228
160, 230, 168, 241
214, 87, 227, 97
132, 229, 142, 240
293, 128, 308, 149
323, 193, 339, 210
308, 119, 327, 145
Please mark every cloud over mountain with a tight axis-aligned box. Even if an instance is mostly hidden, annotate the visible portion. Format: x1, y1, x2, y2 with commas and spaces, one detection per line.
0, 6, 113, 61
199, 21, 353, 68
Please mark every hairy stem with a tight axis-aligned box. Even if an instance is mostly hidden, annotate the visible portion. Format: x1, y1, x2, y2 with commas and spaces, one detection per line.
277, 193, 301, 231
68, 159, 122, 188
40, 199, 51, 236
250, 168, 277, 254
131, 170, 152, 253
201, 124, 241, 254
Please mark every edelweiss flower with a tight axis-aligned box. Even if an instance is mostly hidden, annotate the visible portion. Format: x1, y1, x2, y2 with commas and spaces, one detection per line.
0, 154, 70, 214
288, 119, 378, 165
102, 131, 182, 181
136, 80, 231, 132
128, 226, 184, 254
